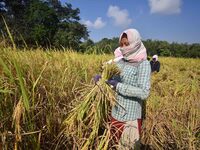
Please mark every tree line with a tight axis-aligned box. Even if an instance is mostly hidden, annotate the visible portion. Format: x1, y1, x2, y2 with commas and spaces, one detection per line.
82, 38, 200, 58
0, 0, 199, 58
0, 0, 88, 49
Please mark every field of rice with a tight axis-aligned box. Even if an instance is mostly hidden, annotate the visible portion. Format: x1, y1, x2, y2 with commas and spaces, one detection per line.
0, 48, 199, 150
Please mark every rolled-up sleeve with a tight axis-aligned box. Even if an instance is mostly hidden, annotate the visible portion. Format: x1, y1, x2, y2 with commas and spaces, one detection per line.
116, 61, 151, 100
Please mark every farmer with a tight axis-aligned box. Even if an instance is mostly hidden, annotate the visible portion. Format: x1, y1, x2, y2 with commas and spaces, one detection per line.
94, 28, 151, 149
150, 54, 160, 72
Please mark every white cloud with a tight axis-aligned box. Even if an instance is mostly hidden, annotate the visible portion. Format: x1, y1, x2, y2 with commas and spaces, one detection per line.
83, 17, 106, 29
107, 5, 132, 28
149, 0, 182, 15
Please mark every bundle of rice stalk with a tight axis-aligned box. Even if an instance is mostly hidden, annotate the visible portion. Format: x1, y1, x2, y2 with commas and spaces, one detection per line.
62, 63, 120, 149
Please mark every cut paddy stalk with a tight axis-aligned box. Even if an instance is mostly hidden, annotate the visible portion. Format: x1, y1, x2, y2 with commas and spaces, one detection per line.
62, 63, 120, 149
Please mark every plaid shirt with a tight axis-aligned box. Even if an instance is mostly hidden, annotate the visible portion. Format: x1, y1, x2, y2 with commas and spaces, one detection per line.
111, 60, 151, 122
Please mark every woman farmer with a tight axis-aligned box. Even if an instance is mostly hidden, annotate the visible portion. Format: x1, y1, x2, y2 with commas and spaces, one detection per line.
94, 28, 151, 149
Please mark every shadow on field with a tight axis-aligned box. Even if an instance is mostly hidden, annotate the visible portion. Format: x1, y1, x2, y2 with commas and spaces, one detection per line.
140, 143, 154, 150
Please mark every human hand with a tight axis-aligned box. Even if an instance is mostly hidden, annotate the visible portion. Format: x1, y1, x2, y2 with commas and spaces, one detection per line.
93, 75, 101, 83
106, 79, 119, 89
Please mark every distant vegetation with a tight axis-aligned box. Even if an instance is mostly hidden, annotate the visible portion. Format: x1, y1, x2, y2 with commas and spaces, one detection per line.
0, 0, 88, 49
82, 38, 200, 58
0, 0, 200, 58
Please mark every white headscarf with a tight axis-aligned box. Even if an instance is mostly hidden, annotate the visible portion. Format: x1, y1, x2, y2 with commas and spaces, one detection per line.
119, 29, 147, 63
152, 55, 158, 61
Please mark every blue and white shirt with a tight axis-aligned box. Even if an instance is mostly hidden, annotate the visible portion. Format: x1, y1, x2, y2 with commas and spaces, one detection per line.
111, 60, 151, 122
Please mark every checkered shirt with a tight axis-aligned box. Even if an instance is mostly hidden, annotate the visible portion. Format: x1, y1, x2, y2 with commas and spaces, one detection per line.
111, 60, 151, 122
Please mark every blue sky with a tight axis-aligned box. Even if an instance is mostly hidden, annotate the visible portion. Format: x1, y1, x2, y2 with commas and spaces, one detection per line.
61, 0, 200, 44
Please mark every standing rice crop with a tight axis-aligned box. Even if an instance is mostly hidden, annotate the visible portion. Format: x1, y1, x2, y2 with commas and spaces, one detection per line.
1, 49, 199, 149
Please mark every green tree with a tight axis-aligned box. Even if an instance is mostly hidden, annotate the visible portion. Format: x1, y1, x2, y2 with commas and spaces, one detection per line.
188, 43, 200, 58
47, 1, 88, 49
143, 39, 157, 56
95, 37, 119, 54
0, 0, 88, 49
25, 0, 58, 46
157, 41, 171, 56
0, 0, 30, 45
80, 39, 94, 52
53, 21, 88, 50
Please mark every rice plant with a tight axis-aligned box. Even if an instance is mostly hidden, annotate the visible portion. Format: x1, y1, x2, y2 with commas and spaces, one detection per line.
0, 48, 199, 150
60, 63, 120, 149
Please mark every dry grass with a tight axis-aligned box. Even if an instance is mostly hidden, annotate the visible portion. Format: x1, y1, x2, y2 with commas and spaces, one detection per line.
60, 63, 120, 150
0, 48, 199, 149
